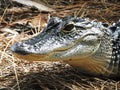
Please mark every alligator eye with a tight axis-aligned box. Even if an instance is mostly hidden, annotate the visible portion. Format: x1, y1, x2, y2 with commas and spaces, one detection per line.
62, 24, 74, 32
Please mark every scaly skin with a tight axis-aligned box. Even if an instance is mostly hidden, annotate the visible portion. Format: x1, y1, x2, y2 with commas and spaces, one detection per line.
11, 16, 120, 77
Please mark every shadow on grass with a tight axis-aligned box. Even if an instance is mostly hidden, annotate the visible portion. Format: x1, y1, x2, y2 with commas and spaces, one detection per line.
7, 67, 120, 90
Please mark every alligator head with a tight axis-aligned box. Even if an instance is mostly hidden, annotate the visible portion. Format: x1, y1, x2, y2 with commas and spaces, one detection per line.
11, 16, 113, 75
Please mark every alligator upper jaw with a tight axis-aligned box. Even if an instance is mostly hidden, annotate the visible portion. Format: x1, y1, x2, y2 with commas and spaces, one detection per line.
10, 32, 102, 62
10, 38, 75, 61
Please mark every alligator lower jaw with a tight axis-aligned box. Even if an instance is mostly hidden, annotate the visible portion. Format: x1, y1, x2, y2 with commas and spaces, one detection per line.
13, 53, 59, 62
13, 53, 50, 62
63, 58, 113, 76
14, 52, 112, 76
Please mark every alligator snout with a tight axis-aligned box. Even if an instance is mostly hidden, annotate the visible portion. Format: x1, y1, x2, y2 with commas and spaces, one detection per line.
11, 42, 29, 55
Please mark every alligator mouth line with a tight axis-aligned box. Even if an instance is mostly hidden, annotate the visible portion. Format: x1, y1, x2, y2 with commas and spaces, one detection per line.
13, 47, 72, 62
12, 44, 72, 61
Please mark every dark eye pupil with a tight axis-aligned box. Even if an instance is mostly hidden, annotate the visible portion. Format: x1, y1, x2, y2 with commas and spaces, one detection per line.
63, 24, 74, 31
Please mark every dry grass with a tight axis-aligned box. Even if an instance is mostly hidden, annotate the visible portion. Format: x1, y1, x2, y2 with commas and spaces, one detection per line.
0, 0, 120, 90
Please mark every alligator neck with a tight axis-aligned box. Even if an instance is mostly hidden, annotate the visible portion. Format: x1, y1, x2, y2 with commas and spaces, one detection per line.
108, 32, 120, 75
91, 22, 120, 76
107, 22, 120, 76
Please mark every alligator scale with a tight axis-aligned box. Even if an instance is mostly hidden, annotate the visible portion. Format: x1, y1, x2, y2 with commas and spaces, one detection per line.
11, 16, 120, 77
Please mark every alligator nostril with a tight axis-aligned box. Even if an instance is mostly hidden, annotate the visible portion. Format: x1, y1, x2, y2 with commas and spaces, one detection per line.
10, 43, 18, 52
11, 43, 29, 55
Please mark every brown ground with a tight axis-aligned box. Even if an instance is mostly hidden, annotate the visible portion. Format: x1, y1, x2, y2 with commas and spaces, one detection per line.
0, 0, 120, 90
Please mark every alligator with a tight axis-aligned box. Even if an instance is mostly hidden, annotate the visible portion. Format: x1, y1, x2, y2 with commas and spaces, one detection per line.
11, 16, 120, 77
